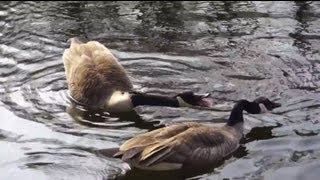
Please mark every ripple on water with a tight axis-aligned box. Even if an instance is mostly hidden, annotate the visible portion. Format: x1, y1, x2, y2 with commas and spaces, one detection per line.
0, 1, 320, 180
264, 162, 320, 180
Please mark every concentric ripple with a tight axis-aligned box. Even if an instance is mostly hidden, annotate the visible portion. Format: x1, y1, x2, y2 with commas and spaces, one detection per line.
0, 1, 319, 180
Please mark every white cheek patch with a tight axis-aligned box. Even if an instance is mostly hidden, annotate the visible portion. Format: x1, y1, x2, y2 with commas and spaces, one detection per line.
176, 97, 193, 108
106, 91, 133, 112
259, 103, 268, 113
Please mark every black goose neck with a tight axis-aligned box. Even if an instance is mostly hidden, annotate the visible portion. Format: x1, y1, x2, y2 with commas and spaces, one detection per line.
130, 93, 179, 107
227, 99, 260, 126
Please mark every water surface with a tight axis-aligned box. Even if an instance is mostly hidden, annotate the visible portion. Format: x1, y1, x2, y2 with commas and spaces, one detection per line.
0, 1, 320, 180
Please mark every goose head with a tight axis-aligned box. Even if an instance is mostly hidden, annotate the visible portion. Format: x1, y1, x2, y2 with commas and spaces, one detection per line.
227, 97, 281, 127
175, 91, 212, 108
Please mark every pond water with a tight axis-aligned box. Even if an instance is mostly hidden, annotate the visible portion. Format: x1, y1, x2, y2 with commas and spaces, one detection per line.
0, 1, 320, 180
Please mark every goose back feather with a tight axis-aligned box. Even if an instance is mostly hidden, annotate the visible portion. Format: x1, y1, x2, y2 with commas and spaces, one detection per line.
63, 38, 133, 108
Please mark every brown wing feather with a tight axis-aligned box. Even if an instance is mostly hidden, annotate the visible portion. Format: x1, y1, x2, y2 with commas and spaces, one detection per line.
62, 39, 133, 107
114, 123, 193, 162
178, 128, 240, 166
119, 123, 199, 151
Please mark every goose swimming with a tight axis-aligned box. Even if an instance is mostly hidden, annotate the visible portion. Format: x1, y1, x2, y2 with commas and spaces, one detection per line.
63, 38, 212, 112
98, 97, 281, 171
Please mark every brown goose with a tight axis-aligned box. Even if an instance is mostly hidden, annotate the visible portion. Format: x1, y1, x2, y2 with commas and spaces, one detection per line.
98, 97, 281, 171
63, 38, 212, 112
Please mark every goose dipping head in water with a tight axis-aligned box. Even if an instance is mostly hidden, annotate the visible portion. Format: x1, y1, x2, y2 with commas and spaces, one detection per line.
98, 97, 281, 171
63, 38, 212, 113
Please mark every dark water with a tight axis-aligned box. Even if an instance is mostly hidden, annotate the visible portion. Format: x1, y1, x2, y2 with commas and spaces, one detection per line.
0, 1, 320, 180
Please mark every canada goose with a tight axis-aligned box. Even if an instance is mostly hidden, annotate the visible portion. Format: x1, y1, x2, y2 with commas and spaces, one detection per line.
63, 38, 212, 112
98, 97, 281, 171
